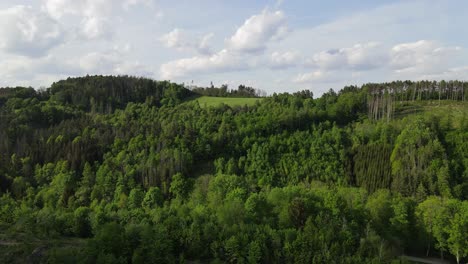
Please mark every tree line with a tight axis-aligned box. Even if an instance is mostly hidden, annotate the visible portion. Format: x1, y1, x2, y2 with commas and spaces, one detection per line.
189, 83, 267, 98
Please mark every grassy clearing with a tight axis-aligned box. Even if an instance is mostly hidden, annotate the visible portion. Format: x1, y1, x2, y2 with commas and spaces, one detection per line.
192, 96, 262, 107
394, 100, 468, 127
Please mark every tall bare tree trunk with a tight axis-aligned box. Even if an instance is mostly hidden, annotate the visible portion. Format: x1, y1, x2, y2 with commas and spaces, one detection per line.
463, 82, 465, 101
439, 81, 442, 105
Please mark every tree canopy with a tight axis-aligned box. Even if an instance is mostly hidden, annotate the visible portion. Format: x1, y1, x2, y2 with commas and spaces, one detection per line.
0, 75, 467, 263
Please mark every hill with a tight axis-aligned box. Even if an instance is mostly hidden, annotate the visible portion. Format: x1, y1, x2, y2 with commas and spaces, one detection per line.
0, 76, 467, 263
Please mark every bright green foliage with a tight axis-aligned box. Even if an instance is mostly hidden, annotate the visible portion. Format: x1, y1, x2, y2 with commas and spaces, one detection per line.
169, 173, 193, 200
128, 188, 144, 209
446, 201, 468, 264
142, 187, 163, 209
75, 162, 94, 206
391, 119, 451, 197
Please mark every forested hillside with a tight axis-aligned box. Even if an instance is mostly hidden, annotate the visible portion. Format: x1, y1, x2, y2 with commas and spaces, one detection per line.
0, 76, 467, 263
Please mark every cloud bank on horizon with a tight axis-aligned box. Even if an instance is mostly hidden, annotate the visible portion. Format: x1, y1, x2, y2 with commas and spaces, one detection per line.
0, 0, 467, 95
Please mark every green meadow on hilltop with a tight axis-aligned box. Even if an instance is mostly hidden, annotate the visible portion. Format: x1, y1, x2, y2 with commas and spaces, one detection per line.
191, 95, 262, 107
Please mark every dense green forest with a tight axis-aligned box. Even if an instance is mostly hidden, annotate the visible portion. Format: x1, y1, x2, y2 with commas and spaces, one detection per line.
0, 75, 467, 263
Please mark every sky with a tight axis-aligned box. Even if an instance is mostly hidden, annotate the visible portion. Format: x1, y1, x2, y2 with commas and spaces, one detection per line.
1, 0, 468, 95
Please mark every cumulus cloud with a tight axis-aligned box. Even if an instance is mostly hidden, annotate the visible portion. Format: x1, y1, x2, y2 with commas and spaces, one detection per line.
79, 47, 152, 76
160, 9, 289, 79
0, 54, 81, 87
81, 17, 112, 40
311, 42, 386, 70
122, 0, 154, 10
42, 0, 115, 40
79, 52, 151, 76
419, 66, 468, 81
293, 42, 387, 84
79, 52, 119, 73
42, 0, 158, 40
390, 40, 461, 75
228, 9, 288, 53
293, 39, 466, 85
160, 28, 214, 55
0, 43, 150, 88
0, 5, 64, 57
42, 0, 81, 19
160, 49, 250, 79
0, 56, 38, 81
270, 51, 301, 69
293, 70, 328, 83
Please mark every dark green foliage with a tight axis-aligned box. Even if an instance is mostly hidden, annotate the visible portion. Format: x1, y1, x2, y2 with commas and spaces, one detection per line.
50, 75, 192, 112
353, 143, 392, 193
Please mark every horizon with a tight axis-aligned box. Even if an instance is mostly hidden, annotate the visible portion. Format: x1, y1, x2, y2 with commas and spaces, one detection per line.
3, 74, 468, 98
1, 0, 468, 96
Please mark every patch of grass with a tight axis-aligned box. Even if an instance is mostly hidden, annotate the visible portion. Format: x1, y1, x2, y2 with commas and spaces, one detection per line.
394, 100, 468, 127
191, 96, 263, 107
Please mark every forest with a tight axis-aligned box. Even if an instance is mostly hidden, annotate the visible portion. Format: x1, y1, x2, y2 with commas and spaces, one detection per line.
0, 75, 467, 263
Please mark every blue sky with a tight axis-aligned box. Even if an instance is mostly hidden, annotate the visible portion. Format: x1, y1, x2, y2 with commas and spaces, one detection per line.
1, 0, 467, 95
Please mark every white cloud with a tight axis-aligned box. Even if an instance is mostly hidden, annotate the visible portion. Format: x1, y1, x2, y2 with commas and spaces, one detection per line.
42, 0, 81, 19
0, 56, 36, 81
79, 47, 151, 76
0, 54, 81, 87
81, 16, 112, 40
346, 42, 387, 70
114, 61, 153, 76
270, 51, 300, 69
122, 0, 153, 10
293, 42, 387, 84
198, 33, 215, 55
42, 0, 158, 40
311, 42, 386, 70
154, 10, 164, 19
160, 49, 250, 79
294, 39, 466, 85
311, 49, 347, 70
79, 52, 150, 76
160, 28, 214, 55
0, 5, 64, 57
42, 0, 115, 40
160, 29, 182, 48
419, 66, 468, 81
228, 9, 288, 53
160, 9, 289, 79
0, 44, 149, 88
293, 70, 328, 83
390, 40, 461, 75
79, 52, 119, 73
